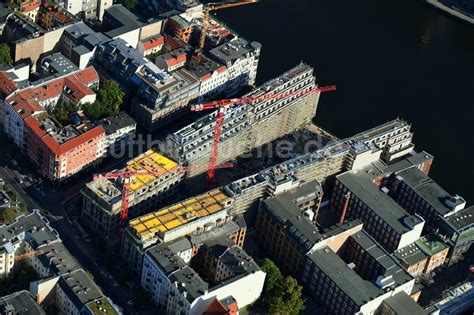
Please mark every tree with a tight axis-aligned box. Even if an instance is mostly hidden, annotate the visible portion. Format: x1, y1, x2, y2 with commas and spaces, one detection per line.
0, 43, 13, 67
258, 258, 305, 315
120, 0, 138, 11
83, 80, 124, 120
53, 101, 77, 126
0, 207, 16, 224
268, 276, 305, 315
260, 258, 283, 300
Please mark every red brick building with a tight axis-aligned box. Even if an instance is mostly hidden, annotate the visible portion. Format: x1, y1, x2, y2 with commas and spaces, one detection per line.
4, 67, 105, 182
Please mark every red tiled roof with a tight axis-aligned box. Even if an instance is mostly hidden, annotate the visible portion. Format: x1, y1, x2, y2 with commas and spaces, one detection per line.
21, 0, 40, 13
7, 67, 98, 109
0, 72, 18, 96
143, 36, 165, 51
73, 67, 99, 85
203, 298, 238, 315
201, 73, 211, 81
166, 53, 187, 67
25, 115, 104, 156
204, 299, 228, 314
216, 65, 227, 73
45, 6, 72, 24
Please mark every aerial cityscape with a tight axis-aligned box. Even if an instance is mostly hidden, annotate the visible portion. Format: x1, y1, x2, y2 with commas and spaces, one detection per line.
0, 0, 473, 314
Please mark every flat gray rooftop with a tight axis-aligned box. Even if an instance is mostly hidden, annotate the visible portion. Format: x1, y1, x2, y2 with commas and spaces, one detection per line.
350, 231, 413, 287
383, 291, 428, 314
395, 167, 458, 216
445, 205, 474, 231
337, 171, 418, 234
308, 247, 383, 307
0, 290, 45, 315
58, 269, 104, 310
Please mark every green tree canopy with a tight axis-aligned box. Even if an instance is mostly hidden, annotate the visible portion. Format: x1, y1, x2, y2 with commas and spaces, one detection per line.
0, 207, 16, 224
0, 43, 13, 67
83, 80, 124, 120
259, 258, 305, 315
53, 101, 78, 126
268, 276, 305, 315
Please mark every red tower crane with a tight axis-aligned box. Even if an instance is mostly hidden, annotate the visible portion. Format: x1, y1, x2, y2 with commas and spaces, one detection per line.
93, 163, 233, 225
191, 85, 337, 188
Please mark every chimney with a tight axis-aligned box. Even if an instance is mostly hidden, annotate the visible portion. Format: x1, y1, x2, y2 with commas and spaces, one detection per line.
339, 193, 351, 224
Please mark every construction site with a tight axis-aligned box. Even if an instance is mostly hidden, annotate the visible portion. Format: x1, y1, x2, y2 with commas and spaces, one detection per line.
121, 189, 235, 275
81, 150, 186, 239
165, 63, 325, 178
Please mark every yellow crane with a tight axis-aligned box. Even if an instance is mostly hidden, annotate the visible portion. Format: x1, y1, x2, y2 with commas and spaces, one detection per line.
198, 0, 260, 51
14, 250, 44, 261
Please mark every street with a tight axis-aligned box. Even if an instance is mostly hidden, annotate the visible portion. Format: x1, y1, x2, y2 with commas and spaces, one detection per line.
0, 134, 134, 312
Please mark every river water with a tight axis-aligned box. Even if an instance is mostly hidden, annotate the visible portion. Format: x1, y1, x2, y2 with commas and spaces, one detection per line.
217, 0, 474, 202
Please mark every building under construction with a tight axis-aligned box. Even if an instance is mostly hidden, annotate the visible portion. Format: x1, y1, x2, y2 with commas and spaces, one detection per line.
165, 63, 321, 176
81, 150, 185, 239
121, 189, 243, 275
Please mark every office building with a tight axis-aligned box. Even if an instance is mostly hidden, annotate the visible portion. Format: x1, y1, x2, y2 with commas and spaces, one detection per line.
389, 167, 466, 231
331, 171, 424, 253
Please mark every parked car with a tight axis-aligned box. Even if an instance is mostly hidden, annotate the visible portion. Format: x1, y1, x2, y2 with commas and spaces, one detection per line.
17, 177, 23, 184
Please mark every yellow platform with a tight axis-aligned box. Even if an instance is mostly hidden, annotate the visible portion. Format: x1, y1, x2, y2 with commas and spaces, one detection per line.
129, 189, 231, 240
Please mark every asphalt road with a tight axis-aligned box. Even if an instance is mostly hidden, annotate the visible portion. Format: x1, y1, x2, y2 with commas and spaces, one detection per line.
0, 135, 133, 312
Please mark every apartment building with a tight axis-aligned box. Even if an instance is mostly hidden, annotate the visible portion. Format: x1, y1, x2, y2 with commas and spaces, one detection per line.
394, 234, 449, 276
208, 38, 261, 95
81, 149, 185, 239
16, 0, 41, 22
138, 34, 165, 56
0, 211, 119, 313
98, 111, 137, 156
389, 167, 466, 231
186, 54, 228, 100
63, 0, 112, 21
436, 205, 474, 257
166, 63, 320, 174
0, 210, 59, 279
379, 292, 428, 315
141, 238, 265, 314
3, 67, 106, 182
122, 189, 235, 275
55, 269, 118, 315
62, 22, 108, 69
94, 38, 148, 89
130, 62, 200, 132
252, 176, 419, 314
39, 52, 78, 78
331, 171, 424, 253
0, 290, 46, 315
102, 4, 143, 48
